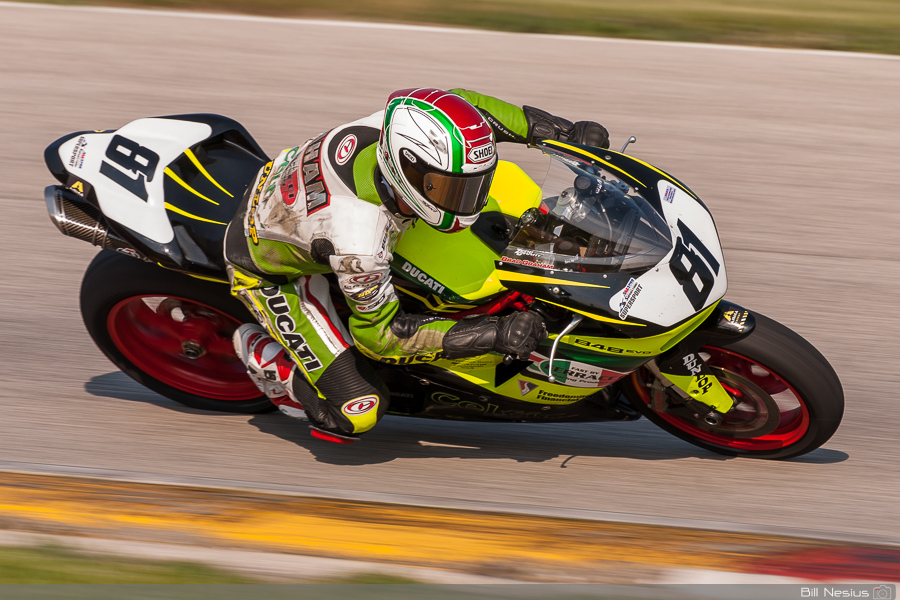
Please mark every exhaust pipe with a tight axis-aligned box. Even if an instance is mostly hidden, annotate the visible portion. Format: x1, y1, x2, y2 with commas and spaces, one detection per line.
44, 186, 147, 260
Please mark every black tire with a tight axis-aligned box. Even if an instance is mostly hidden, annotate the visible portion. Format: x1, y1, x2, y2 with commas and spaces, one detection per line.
80, 250, 273, 413
623, 312, 844, 459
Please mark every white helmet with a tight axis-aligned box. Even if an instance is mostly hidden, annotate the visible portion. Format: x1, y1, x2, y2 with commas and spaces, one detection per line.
377, 88, 497, 233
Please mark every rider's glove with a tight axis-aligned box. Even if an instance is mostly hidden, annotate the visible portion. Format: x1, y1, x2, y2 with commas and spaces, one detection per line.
523, 105, 610, 149
442, 312, 548, 360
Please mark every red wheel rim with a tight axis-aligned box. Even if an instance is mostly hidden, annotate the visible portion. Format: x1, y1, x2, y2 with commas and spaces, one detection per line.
633, 346, 810, 451
107, 295, 260, 401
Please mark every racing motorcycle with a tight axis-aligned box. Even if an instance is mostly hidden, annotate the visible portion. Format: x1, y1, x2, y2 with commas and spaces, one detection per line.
43, 114, 844, 459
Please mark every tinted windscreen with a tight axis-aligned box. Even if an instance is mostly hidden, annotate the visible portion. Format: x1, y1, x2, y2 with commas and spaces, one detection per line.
501, 154, 672, 273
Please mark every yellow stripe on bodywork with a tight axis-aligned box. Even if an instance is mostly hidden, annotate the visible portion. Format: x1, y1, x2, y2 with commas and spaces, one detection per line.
164, 167, 220, 205
545, 140, 698, 200
543, 140, 645, 187
184, 148, 234, 197
497, 270, 609, 289
542, 299, 644, 327
164, 202, 227, 225
395, 286, 477, 313
560, 302, 719, 355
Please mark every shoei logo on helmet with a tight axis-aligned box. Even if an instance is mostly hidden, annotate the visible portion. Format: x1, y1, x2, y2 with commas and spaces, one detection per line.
467, 143, 494, 163
342, 396, 379, 416
335, 134, 357, 166
402, 149, 417, 163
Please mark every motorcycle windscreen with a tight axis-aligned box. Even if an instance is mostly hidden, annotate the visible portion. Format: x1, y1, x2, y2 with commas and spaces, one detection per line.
501, 157, 672, 273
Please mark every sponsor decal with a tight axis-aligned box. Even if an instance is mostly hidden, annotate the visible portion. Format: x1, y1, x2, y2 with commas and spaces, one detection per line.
618, 277, 643, 320
536, 389, 583, 404
518, 379, 538, 396
349, 272, 384, 285
428, 390, 565, 420
683, 353, 713, 395
248, 161, 273, 245
500, 255, 554, 269
348, 285, 380, 302
335, 134, 357, 166
375, 225, 391, 262
663, 184, 676, 203
67, 136, 88, 169
279, 160, 300, 206
342, 395, 378, 416
723, 309, 748, 331
70, 181, 85, 196
400, 261, 446, 294
258, 286, 322, 371
467, 143, 494, 163
301, 134, 330, 214
355, 344, 441, 365
336, 256, 364, 274
527, 354, 628, 388
115, 247, 142, 259
264, 147, 299, 202
402, 149, 417, 163
356, 292, 389, 313
572, 338, 654, 355
514, 248, 555, 260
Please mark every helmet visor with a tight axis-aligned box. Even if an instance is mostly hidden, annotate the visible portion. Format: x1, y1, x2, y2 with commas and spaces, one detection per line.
422, 171, 493, 216
400, 150, 494, 216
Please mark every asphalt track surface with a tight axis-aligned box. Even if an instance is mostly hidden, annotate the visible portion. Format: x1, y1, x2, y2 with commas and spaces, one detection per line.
1, 2, 899, 543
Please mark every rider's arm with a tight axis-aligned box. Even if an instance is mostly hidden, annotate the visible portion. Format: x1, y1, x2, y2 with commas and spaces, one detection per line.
332, 256, 546, 364
450, 88, 610, 149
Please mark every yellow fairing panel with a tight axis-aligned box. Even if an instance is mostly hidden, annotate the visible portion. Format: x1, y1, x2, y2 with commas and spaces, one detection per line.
393, 160, 542, 302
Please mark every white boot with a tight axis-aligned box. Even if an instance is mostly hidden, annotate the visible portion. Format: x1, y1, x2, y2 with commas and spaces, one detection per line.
233, 324, 308, 420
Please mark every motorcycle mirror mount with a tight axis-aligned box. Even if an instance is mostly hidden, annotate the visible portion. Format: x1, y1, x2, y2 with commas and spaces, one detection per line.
620, 136, 637, 154
547, 313, 584, 383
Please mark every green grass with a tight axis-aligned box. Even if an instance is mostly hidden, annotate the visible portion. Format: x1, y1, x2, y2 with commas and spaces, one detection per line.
0, 544, 426, 584
0, 544, 257, 584
14, 0, 900, 55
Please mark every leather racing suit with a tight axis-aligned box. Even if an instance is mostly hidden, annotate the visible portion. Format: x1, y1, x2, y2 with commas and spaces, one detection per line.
224, 89, 609, 441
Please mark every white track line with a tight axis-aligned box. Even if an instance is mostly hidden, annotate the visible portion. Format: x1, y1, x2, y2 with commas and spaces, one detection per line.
2, 0, 898, 61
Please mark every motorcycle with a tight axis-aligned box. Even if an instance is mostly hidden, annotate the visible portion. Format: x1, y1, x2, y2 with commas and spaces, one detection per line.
44, 114, 844, 459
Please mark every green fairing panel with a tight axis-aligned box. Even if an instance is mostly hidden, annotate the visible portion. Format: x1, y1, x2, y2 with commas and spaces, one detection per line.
391, 160, 542, 302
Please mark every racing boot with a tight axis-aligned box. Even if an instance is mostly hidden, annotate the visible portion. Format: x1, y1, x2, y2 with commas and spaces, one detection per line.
232, 324, 307, 420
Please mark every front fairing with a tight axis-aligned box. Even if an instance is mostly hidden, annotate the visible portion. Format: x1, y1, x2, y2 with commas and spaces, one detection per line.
494, 141, 727, 334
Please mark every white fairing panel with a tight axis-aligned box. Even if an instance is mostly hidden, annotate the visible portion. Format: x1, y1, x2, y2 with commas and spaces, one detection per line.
56, 118, 212, 244
608, 180, 727, 327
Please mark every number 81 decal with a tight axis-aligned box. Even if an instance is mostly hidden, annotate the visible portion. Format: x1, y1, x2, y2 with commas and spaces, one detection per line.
99, 134, 160, 201
669, 219, 721, 311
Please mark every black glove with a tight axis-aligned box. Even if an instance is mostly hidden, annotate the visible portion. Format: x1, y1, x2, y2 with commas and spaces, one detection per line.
523, 105, 610, 149
442, 312, 548, 360
494, 311, 547, 359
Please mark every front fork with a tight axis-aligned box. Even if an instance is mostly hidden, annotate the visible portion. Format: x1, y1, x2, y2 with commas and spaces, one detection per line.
645, 302, 755, 425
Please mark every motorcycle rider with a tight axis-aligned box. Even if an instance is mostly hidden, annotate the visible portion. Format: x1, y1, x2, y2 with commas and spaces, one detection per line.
226, 88, 610, 443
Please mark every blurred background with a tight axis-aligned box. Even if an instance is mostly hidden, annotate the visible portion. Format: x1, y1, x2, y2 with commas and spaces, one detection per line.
1, 0, 899, 587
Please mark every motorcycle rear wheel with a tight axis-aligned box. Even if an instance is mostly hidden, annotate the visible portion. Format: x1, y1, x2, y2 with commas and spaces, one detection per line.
624, 312, 843, 459
80, 250, 273, 413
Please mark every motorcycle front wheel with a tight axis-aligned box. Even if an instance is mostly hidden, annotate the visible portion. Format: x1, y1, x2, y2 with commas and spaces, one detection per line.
80, 250, 273, 413
623, 312, 844, 459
